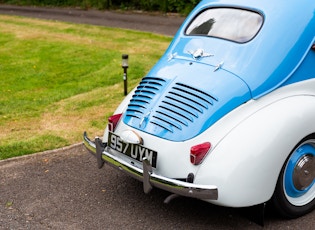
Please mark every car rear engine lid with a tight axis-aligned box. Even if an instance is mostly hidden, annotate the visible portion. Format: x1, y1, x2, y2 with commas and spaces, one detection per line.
123, 60, 251, 141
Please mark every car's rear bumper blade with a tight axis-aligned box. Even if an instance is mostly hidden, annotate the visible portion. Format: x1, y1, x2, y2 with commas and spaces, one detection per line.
83, 132, 218, 200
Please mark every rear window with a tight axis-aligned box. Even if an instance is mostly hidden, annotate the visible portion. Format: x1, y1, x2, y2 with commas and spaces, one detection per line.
185, 8, 263, 43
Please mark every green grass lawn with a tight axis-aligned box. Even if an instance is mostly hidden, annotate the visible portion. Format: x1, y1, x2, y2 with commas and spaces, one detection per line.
0, 15, 171, 159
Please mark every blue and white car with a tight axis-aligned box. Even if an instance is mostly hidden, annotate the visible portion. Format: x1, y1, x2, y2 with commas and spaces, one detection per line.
84, 0, 315, 219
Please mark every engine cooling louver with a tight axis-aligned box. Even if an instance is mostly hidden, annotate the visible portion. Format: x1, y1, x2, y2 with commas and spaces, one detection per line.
151, 82, 218, 132
126, 77, 167, 119
124, 77, 218, 140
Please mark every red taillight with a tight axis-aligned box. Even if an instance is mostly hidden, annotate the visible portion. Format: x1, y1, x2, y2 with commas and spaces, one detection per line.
190, 142, 211, 165
108, 113, 122, 132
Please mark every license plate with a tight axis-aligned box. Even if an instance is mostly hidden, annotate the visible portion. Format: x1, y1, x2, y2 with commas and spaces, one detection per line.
108, 132, 157, 168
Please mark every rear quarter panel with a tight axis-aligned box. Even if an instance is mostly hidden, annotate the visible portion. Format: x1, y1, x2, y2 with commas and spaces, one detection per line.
194, 80, 315, 207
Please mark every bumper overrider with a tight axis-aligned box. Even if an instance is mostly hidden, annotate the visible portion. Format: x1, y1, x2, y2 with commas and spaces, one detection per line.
83, 132, 218, 200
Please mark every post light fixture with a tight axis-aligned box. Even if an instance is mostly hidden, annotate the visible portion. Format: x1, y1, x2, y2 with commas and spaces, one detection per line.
122, 54, 129, 68
122, 54, 129, 96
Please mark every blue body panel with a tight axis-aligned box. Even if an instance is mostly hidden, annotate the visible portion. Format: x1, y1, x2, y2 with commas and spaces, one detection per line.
124, 62, 251, 141
123, 0, 315, 141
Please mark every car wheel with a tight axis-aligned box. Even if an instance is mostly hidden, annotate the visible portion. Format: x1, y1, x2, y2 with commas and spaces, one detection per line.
272, 134, 315, 218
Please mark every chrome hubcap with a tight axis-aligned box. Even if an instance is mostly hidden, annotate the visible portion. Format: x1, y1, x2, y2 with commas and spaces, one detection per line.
293, 154, 314, 190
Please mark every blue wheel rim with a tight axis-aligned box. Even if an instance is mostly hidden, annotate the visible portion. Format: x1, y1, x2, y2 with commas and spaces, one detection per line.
284, 144, 315, 199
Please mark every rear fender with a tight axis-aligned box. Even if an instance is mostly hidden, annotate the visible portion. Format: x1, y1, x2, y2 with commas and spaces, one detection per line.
194, 95, 315, 207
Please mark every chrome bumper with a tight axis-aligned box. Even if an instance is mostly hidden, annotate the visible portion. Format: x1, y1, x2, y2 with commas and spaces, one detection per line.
83, 132, 218, 200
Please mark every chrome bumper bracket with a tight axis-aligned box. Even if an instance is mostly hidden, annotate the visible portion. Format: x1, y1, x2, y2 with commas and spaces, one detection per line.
95, 137, 105, 169
143, 158, 153, 194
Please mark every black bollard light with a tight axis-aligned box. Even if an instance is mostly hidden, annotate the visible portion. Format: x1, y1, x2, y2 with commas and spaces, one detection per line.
122, 54, 129, 96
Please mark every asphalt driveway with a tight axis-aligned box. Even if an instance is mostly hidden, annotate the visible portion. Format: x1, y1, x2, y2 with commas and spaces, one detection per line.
1, 144, 315, 229
0, 4, 184, 36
